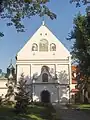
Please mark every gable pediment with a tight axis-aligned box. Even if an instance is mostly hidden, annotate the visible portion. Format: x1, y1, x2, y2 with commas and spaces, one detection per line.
17, 23, 70, 60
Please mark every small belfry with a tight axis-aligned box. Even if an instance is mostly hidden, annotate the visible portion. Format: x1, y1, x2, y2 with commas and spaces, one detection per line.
6, 59, 16, 84
8, 59, 13, 79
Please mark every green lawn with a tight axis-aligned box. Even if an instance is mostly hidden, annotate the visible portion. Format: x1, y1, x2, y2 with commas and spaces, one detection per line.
69, 104, 90, 110
0, 104, 56, 120
76, 104, 90, 109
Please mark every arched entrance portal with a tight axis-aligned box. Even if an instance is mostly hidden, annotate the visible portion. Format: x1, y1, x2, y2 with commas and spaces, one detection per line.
41, 90, 50, 103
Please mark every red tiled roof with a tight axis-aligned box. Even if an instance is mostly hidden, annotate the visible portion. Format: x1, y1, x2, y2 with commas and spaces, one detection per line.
71, 89, 79, 93
71, 66, 77, 71
72, 79, 77, 84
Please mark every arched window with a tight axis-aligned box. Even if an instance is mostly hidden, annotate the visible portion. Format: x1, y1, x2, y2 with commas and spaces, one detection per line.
39, 39, 48, 51
42, 73, 48, 82
32, 43, 38, 51
50, 43, 56, 51
41, 66, 49, 73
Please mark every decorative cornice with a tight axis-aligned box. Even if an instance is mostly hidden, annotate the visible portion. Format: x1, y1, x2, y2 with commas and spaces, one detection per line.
29, 82, 69, 85
16, 59, 69, 61
0, 87, 7, 89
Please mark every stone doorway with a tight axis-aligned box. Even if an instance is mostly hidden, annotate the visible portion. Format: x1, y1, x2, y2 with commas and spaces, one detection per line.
41, 90, 50, 103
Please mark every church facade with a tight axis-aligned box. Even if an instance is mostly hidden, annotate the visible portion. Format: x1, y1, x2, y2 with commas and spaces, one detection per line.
16, 22, 72, 103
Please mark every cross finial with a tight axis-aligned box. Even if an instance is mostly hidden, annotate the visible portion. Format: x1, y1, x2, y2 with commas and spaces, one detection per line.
42, 20, 45, 25
42, 16, 45, 26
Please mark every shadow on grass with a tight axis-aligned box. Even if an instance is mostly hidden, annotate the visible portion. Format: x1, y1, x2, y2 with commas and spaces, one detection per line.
0, 104, 56, 120
27, 104, 56, 120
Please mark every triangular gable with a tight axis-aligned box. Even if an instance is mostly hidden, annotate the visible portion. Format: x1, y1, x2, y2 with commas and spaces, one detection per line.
17, 23, 70, 60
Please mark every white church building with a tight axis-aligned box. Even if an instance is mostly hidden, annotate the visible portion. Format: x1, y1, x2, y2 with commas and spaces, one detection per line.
15, 21, 72, 103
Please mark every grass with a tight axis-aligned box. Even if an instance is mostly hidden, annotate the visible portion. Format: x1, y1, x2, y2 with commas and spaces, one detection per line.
71, 104, 90, 110
0, 103, 56, 120
78, 104, 90, 109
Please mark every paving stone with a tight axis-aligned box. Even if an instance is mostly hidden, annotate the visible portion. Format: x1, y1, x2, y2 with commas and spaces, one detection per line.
53, 104, 90, 120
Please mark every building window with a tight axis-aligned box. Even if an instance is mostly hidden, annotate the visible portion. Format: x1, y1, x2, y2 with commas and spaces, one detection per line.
42, 73, 48, 82
50, 43, 56, 51
41, 66, 49, 73
32, 43, 38, 51
39, 39, 48, 51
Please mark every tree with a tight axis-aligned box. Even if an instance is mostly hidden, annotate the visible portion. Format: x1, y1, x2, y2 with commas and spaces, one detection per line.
70, 0, 90, 7
68, 13, 90, 103
4, 81, 14, 105
70, 0, 90, 29
0, 80, 15, 106
0, 0, 56, 37
15, 73, 31, 113
68, 13, 90, 76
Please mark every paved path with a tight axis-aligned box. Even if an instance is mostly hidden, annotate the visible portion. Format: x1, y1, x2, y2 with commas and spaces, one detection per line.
53, 104, 90, 120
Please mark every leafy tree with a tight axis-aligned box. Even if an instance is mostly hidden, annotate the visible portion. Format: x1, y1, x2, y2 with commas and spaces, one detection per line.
68, 13, 90, 102
0, 81, 14, 106
0, 0, 56, 37
0, 94, 4, 106
15, 73, 31, 113
68, 13, 90, 76
70, 0, 90, 7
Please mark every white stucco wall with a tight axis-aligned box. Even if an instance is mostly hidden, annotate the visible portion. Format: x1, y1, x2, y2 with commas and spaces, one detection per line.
16, 61, 71, 103
16, 61, 71, 82
0, 80, 8, 97
17, 65, 30, 83
33, 83, 69, 103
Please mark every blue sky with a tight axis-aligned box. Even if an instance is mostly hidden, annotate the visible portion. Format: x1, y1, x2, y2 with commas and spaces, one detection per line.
0, 0, 87, 72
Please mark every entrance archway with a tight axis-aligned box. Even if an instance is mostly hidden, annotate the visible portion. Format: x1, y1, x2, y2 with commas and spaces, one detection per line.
41, 90, 50, 103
